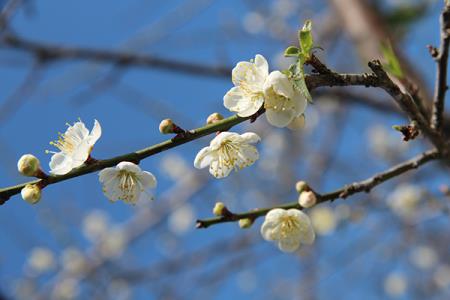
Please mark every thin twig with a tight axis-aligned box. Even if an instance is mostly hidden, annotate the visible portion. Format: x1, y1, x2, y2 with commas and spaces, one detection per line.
0, 0, 22, 32
431, 4, 450, 131
196, 149, 440, 228
368, 60, 447, 153
1, 33, 231, 78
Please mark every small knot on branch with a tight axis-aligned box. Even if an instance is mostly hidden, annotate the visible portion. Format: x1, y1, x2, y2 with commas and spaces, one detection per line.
392, 121, 420, 141
427, 45, 439, 58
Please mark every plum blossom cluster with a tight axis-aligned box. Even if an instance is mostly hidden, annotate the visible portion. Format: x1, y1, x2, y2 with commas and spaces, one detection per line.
17, 119, 157, 205
13, 20, 317, 254
193, 53, 309, 179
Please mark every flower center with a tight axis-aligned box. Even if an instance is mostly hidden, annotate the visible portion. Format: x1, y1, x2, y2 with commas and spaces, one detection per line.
117, 170, 138, 193
264, 87, 293, 112
50, 132, 78, 154
219, 141, 240, 167
233, 65, 264, 103
279, 215, 300, 239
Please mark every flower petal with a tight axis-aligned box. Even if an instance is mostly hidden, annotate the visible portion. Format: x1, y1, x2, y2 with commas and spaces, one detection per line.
237, 145, 259, 167
264, 71, 294, 99
71, 141, 91, 167
209, 159, 232, 178
99, 167, 117, 184
231, 57, 267, 89
254, 54, 269, 78
240, 132, 261, 144
138, 171, 157, 189
88, 119, 102, 146
265, 108, 295, 128
223, 87, 262, 117
291, 91, 307, 116
117, 161, 141, 173
261, 220, 278, 241
49, 153, 74, 175
287, 209, 315, 245
194, 147, 214, 169
265, 208, 286, 222
66, 121, 89, 142
278, 238, 301, 253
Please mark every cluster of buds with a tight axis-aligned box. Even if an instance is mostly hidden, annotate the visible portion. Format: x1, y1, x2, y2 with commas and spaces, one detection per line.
17, 154, 47, 205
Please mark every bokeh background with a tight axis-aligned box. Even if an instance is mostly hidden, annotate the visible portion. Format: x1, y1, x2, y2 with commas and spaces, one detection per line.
0, 0, 449, 299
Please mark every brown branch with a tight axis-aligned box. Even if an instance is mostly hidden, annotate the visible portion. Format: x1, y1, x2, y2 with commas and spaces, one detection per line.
431, 4, 450, 131
0, 33, 232, 78
196, 149, 440, 228
367, 60, 447, 153
0, 0, 22, 32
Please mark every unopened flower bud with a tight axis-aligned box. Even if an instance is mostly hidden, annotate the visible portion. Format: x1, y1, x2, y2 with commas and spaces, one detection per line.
238, 218, 253, 229
17, 154, 41, 177
295, 181, 308, 193
298, 190, 317, 208
159, 119, 175, 134
206, 112, 224, 125
288, 114, 305, 131
213, 202, 226, 216
21, 184, 41, 204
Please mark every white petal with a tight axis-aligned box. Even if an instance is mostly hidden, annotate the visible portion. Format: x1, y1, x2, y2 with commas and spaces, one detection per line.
287, 209, 315, 245
66, 121, 89, 141
71, 141, 91, 167
254, 54, 269, 78
49, 153, 74, 175
209, 159, 232, 179
264, 71, 294, 99
98, 167, 117, 183
103, 179, 122, 202
265, 208, 286, 222
237, 97, 263, 117
117, 161, 141, 173
231, 59, 267, 89
278, 238, 301, 253
137, 190, 153, 202
224, 87, 261, 117
291, 91, 307, 116
261, 220, 278, 241
240, 132, 261, 144
194, 147, 214, 169
237, 145, 259, 167
88, 119, 102, 145
231, 61, 254, 86
210, 132, 237, 150
265, 108, 295, 128
138, 171, 157, 189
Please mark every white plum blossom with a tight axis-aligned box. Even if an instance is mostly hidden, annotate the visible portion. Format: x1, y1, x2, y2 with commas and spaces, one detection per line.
82, 210, 109, 241
61, 247, 86, 275
310, 206, 337, 236
194, 132, 260, 178
387, 183, 423, 220
263, 71, 307, 127
99, 228, 127, 258
99, 162, 157, 204
48, 119, 101, 175
261, 208, 315, 253
224, 54, 268, 117
384, 272, 407, 297
27, 247, 56, 274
